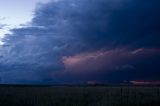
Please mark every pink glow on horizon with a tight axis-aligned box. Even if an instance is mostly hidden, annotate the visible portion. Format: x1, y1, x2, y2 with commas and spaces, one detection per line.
131, 80, 160, 85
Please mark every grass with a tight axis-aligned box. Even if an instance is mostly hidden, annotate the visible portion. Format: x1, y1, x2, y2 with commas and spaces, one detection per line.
0, 86, 159, 106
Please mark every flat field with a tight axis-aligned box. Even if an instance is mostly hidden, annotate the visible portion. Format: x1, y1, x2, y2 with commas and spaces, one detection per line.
0, 86, 159, 106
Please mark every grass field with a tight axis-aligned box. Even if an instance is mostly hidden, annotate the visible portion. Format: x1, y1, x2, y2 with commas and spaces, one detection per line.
0, 86, 159, 106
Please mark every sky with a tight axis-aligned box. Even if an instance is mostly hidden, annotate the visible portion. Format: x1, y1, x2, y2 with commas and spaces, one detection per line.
0, 0, 50, 44
0, 0, 160, 84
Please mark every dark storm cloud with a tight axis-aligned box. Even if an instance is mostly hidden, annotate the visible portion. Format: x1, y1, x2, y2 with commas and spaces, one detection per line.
31, 0, 128, 50
0, 0, 160, 83
77, 0, 160, 49
30, 0, 160, 50
107, 0, 160, 48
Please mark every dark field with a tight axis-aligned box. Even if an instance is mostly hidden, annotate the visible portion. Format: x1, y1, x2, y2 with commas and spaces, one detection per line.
0, 86, 160, 106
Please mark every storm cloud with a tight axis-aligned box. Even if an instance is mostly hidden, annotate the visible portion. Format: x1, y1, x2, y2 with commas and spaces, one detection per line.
0, 0, 160, 84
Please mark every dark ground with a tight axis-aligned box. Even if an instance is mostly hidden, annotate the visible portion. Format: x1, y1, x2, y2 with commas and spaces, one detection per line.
0, 85, 159, 106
